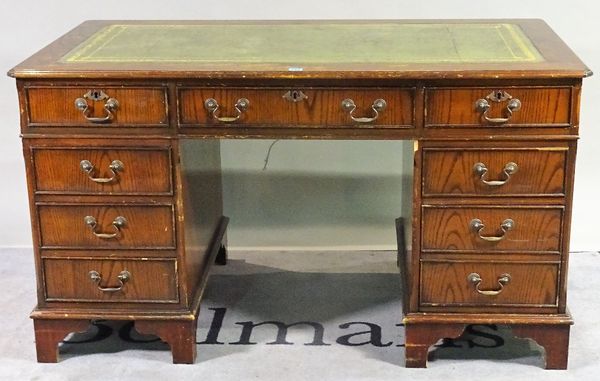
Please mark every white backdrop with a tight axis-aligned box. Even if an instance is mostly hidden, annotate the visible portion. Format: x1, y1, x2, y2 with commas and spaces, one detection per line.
0, 0, 598, 251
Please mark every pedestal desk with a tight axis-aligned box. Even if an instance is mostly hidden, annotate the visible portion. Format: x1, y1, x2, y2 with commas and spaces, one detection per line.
8, 20, 591, 368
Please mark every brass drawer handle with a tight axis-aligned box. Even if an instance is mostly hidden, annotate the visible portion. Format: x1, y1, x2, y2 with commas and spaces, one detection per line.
469, 218, 514, 242
89, 270, 130, 292
473, 162, 518, 186
468, 272, 511, 296
74, 90, 119, 123
341, 98, 387, 123
84, 215, 127, 239
80, 159, 124, 183
204, 97, 249, 123
474, 90, 521, 124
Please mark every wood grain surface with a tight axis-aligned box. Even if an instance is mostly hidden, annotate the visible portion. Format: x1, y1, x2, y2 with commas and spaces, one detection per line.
420, 260, 558, 307
425, 87, 571, 127
26, 86, 168, 127
422, 147, 567, 196
32, 147, 173, 195
179, 87, 414, 128
37, 204, 176, 249
43, 257, 179, 302
421, 206, 563, 252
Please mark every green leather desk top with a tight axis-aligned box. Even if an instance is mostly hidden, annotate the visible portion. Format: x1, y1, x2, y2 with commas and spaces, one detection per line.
8, 20, 590, 79
61, 23, 543, 64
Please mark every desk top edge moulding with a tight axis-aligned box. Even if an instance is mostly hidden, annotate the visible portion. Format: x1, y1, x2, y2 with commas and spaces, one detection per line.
8, 19, 591, 369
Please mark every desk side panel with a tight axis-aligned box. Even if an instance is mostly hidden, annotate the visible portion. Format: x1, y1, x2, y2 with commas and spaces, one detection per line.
178, 139, 224, 305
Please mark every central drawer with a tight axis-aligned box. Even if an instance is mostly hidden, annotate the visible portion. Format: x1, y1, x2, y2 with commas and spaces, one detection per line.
178, 87, 415, 128
43, 257, 179, 303
37, 204, 176, 249
421, 206, 563, 253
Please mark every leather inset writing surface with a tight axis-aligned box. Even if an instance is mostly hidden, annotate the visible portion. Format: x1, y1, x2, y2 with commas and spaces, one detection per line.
61, 23, 544, 65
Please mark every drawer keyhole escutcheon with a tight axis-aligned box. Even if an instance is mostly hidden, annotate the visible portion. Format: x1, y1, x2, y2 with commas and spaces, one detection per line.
474, 90, 521, 124
204, 97, 249, 123
74, 90, 119, 123
282, 90, 308, 102
473, 162, 518, 186
468, 272, 511, 296
341, 98, 387, 123
469, 218, 514, 242
84, 215, 127, 239
89, 270, 131, 292
80, 159, 124, 184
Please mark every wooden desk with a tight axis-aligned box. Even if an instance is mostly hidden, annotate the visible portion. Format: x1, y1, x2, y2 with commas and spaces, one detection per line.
8, 19, 591, 368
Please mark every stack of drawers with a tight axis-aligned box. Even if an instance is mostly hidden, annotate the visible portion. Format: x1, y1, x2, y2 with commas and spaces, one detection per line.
23, 84, 183, 312
403, 85, 576, 368
418, 86, 572, 314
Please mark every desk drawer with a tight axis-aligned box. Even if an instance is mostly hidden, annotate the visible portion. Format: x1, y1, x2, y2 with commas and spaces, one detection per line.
32, 147, 173, 195
37, 204, 176, 249
420, 260, 558, 310
422, 148, 567, 197
26, 86, 168, 127
43, 257, 178, 303
425, 87, 571, 127
178, 87, 414, 128
421, 206, 562, 253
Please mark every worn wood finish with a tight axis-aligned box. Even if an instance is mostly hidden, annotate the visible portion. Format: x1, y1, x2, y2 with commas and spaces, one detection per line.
403, 313, 573, 368
422, 148, 567, 197
37, 203, 176, 249
33, 319, 90, 363
404, 323, 467, 368
425, 87, 572, 127
179, 87, 415, 128
43, 257, 179, 303
25, 86, 168, 127
8, 19, 589, 368
419, 260, 559, 310
512, 324, 570, 369
421, 206, 563, 253
32, 147, 173, 195
135, 319, 197, 364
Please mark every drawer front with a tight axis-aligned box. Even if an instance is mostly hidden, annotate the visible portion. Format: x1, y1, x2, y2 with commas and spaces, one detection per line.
43, 257, 178, 303
26, 86, 168, 127
178, 87, 414, 128
32, 147, 173, 195
420, 261, 558, 308
422, 148, 567, 197
37, 204, 176, 249
421, 206, 563, 253
425, 87, 571, 127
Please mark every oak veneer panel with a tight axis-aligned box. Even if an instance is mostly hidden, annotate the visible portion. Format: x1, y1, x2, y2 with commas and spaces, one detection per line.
421, 206, 563, 253
26, 86, 168, 127
425, 87, 571, 127
43, 258, 178, 302
32, 147, 172, 195
37, 204, 176, 249
178, 87, 414, 128
420, 261, 559, 312
420, 260, 558, 308
422, 148, 567, 197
